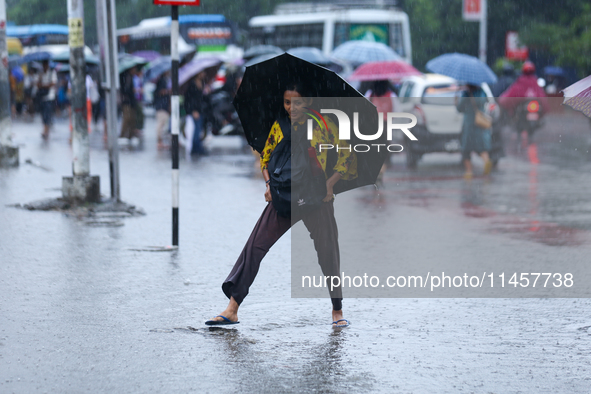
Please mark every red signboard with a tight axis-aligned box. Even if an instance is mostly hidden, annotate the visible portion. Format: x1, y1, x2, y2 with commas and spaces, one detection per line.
153, 0, 200, 5
505, 31, 529, 61
463, 0, 482, 21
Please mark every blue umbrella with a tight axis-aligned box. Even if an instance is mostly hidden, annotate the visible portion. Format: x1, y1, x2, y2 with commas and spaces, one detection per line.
20, 51, 52, 64
426, 53, 497, 85
331, 41, 401, 66
143, 56, 172, 82
544, 66, 564, 77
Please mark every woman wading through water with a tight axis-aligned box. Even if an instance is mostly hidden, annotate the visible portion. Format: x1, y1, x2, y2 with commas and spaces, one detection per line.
206, 83, 357, 328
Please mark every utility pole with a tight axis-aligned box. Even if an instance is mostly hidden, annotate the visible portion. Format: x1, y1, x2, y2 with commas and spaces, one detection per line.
63, 0, 100, 202
0, 0, 18, 167
96, 0, 120, 201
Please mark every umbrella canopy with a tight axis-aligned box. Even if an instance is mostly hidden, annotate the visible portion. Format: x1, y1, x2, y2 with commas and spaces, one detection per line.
132, 50, 162, 62
52, 50, 100, 65
233, 52, 385, 194
348, 60, 422, 82
562, 75, 591, 117
426, 53, 497, 85
544, 66, 565, 77
118, 53, 149, 74
243, 45, 283, 61
287, 47, 332, 65
331, 41, 401, 66
178, 57, 223, 87
20, 51, 52, 64
287, 47, 350, 74
143, 55, 172, 82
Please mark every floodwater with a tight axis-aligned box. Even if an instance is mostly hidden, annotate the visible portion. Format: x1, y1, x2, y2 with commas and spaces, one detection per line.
1, 112, 591, 392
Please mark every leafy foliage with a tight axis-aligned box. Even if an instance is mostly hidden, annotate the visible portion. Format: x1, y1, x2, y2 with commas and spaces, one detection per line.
520, 3, 591, 77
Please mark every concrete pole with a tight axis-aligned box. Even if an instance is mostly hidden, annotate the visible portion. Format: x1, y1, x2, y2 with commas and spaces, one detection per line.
63, 0, 100, 202
96, 0, 120, 201
171, 5, 180, 246
0, 0, 19, 167
478, 0, 487, 63
68, 0, 89, 176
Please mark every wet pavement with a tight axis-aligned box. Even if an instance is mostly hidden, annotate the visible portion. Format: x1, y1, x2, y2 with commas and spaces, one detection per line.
2, 111, 591, 393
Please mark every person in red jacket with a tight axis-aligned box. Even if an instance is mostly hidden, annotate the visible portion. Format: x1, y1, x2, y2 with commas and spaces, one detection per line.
498, 61, 549, 116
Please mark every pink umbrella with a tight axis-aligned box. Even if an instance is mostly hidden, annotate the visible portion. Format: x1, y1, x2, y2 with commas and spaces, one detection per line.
348, 60, 422, 82
562, 75, 591, 117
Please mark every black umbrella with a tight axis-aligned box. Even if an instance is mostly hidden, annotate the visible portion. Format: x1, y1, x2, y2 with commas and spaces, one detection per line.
233, 52, 386, 194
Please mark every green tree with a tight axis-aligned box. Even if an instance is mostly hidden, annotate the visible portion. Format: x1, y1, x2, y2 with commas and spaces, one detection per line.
520, 3, 591, 77
401, 0, 587, 75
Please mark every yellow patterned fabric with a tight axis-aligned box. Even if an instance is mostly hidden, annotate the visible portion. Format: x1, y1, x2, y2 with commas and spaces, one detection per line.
260, 117, 358, 180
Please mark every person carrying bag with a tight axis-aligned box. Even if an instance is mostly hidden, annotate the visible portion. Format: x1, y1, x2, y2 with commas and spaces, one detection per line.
456, 84, 493, 178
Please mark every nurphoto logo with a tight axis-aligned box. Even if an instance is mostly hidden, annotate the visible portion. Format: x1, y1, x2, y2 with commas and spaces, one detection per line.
305, 108, 419, 153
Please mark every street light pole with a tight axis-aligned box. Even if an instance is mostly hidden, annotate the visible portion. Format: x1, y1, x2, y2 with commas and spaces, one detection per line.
96, 0, 120, 201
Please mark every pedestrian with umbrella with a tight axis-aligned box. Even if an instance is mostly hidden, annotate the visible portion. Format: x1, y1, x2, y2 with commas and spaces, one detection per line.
178, 57, 222, 156
426, 53, 498, 178
118, 55, 149, 142
37, 59, 58, 139
119, 66, 139, 142
205, 53, 385, 328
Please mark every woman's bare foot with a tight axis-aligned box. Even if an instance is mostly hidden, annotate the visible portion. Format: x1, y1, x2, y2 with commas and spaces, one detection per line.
332, 309, 349, 328
207, 297, 239, 324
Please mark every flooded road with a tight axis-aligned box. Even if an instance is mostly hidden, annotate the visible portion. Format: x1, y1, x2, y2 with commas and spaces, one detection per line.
1, 112, 591, 392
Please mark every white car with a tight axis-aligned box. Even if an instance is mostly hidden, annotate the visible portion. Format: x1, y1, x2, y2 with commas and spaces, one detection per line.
398, 74, 497, 168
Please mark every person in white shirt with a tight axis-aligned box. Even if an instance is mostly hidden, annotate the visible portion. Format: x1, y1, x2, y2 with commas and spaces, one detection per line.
38, 60, 58, 139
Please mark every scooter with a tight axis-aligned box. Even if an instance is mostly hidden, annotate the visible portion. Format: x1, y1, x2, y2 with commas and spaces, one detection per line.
513, 99, 544, 139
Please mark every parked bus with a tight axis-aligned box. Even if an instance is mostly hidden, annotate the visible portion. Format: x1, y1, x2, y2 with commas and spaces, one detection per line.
7, 24, 69, 47
248, 1, 412, 63
7, 24, 93, 57
117, 14, 242, 60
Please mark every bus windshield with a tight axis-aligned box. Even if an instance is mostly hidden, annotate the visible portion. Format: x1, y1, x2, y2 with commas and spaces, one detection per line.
248, 3, 411, 63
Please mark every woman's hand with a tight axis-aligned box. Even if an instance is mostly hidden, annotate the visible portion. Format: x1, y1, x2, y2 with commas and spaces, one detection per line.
264, 184, 272, 202
323, 182, 334, 202
323, 172, 342, 202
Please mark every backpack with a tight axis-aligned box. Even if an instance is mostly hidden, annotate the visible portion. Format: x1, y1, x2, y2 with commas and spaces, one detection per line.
268, 116, 327, 218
